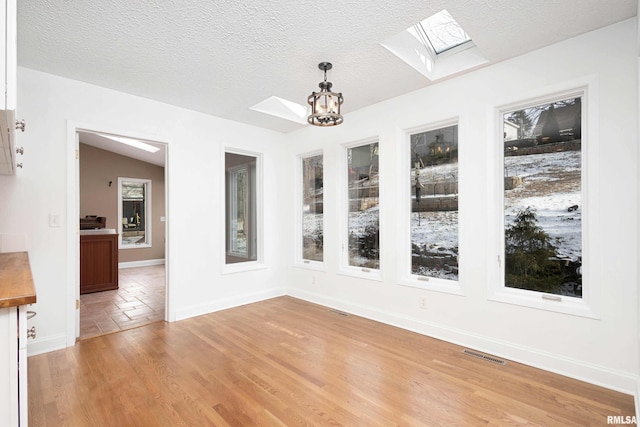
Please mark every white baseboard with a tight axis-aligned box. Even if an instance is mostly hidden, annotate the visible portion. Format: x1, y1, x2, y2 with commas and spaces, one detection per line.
119, 259, 165, 269
174, 287, 287, 321
27, 333, 68, 357
287, 288, 638, 395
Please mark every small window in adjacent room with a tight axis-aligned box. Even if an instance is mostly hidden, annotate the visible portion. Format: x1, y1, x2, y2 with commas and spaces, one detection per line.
225, 152, 258, 264
301, 153, 324, 263
503, 95, 582, 298
410, 124, 459, 281
346, 141, 380, 270
118, 177, 152, 248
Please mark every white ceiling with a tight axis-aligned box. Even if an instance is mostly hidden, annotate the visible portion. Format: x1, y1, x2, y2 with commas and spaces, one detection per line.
18, 0, 637, 137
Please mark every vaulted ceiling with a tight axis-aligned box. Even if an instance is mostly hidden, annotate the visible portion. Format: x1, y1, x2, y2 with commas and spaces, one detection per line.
18, 0, 637, 133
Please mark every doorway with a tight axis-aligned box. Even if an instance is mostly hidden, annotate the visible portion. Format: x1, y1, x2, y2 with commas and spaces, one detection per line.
75, 129, 168, 340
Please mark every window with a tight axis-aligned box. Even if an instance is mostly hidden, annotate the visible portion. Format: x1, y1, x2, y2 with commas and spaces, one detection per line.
301, 153, 324, 263
411, 9, 472, 55
346, 141, 380, 270
502, 95, 582, 298
118, 177, 152, 248
225, 152, 258, 264
410, 124, 459, 281
381, 9, 486, 81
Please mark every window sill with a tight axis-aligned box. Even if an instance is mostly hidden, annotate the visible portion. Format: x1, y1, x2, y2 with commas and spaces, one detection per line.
488, 288, 599, 319
338, 266, 383, 282
222, 260, 267, 275
119, 243, 152, 250
294, 259, 325, 271
398, 275, 465, 296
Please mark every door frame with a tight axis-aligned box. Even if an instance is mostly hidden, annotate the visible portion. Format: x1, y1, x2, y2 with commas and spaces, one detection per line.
65, 121, 172, 345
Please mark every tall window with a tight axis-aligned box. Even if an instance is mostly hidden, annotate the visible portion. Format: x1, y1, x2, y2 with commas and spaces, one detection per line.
410, 124, 458, 281
347, 141, 379, 269
118, 177, 152, 248
503, 96, 582, 297
302, 154, 323, 262
226, 152, 257, 264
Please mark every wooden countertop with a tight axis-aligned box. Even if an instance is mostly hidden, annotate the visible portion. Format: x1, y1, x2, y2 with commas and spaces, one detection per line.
0, 252, 37, 308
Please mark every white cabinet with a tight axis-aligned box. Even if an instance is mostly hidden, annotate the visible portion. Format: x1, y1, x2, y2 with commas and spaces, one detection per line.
0, 252, 36, 427
0, 0, 18, 175
0, 305, 27, 426
1, 0, 16, 111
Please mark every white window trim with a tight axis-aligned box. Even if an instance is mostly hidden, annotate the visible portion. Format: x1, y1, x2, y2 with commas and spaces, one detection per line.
487, 78, 600, 319
222, 147, 265, 275
294, 149, 325, 270
338, 137, 383, 281
117, 177, 152, 249
397, 119, 465, 296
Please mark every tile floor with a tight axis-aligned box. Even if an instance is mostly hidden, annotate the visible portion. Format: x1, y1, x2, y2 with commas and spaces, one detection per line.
79, 264, 165, 340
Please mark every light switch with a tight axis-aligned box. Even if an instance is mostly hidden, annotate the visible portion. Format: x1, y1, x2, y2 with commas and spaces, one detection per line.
49, 214, 61, 228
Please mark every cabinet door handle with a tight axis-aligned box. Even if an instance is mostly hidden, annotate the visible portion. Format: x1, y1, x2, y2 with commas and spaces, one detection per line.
27, 311, 37, 319
27, 326, 36, 339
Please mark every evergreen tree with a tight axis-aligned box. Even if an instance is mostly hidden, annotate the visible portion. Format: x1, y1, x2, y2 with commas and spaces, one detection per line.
505, 207, 564, 293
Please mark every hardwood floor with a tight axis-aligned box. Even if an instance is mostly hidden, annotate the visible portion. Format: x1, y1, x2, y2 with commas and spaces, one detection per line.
79, 265, 165, 339
29, 296, 634, 426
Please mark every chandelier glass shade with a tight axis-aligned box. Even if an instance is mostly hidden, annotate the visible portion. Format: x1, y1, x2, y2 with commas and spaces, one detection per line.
307, 62, 344, 126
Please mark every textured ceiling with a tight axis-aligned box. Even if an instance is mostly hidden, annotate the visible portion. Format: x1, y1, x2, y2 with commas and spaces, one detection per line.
18, 0, 637, 133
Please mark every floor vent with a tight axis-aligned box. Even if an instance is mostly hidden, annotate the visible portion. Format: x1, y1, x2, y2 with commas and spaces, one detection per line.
329, 309, 350, 317
462, 349, 507, 365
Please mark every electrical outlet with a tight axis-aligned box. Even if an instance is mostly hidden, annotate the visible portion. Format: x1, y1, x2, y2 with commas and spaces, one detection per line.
312, 275, 316, 285
420, 297, 427, 309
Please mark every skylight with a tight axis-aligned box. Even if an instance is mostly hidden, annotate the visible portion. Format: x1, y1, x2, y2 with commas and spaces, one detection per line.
250, 96, 309, 125
380, 9, 486, 81
411, 9, 471, 55
97, 133, 160, 153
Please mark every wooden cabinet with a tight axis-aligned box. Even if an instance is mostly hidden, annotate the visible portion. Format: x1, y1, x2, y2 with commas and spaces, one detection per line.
80, 233, 119, 294
1, 0, 18, 175
0, 252, 37, 427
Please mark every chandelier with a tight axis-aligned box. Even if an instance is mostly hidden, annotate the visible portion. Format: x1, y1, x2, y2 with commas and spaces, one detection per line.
307, 62, 344, 126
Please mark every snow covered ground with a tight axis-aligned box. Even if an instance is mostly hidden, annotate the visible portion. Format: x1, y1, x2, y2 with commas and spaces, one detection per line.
303, 149, 580, 280
504, 150, 581, 262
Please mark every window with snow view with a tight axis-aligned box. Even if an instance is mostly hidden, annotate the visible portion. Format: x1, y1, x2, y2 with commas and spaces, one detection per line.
503, 96, 582, 297
409, 125, 458, 281
302, 154, 323, 262
347, 141, 380, 269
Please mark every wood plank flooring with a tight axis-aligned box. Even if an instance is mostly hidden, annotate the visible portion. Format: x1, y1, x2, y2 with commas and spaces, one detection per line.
29, 296, 635, 426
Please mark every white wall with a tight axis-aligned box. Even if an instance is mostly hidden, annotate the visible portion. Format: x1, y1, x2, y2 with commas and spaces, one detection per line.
5, 67, 288, 354
285, 19, 639, 394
